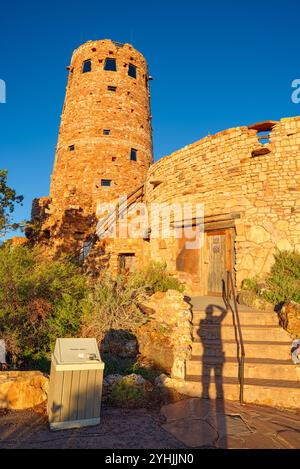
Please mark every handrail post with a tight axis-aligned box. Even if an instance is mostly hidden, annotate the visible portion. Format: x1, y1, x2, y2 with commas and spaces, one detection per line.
225, 270, 245, 405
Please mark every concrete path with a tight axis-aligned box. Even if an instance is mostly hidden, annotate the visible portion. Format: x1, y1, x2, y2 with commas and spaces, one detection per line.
1, 399, 300, 448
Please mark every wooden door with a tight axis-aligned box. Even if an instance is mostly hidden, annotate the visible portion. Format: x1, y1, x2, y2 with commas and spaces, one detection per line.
207, 230, 231, 295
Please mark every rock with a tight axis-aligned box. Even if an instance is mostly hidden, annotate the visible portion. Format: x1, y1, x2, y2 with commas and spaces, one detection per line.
171, 357, 185, 380
104, 373, 154, 394
136, 321, 174, 372
0, 371, 49, 410
120, 373, 153, 391
101, 332, 138, 358
104, 374, 123, 387
279, 302, 300, 338
238, 290, 274, 311
237, 290, 256, 307
136, 290, 193, 377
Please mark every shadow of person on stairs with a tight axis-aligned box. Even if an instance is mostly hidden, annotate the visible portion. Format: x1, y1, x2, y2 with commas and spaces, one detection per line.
197, 303, 228, 448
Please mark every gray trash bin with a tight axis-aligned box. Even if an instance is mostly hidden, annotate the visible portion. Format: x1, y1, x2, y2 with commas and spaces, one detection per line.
48, 338, 105, 431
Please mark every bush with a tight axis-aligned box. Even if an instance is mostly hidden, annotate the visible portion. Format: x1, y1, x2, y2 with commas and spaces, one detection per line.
128, 261, 184, 294
0, 244, 90, 367
241, 277, 260, 295
242, 251, 300, 306
80, 262, 184, 343
107, 380, 148, 408
80, 273, 148, 343
263, 250, 300, 304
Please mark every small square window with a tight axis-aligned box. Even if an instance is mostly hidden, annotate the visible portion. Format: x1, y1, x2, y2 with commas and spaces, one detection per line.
69, 145, 75, 151
82, 60, 92, 73
108, 85, 117, 92
128, 63, 137, 79
101, 179, 112, 187
104, 58, 117, 71
112, 157, 117, 162
103, 129, 111, 135
130, 148, 137, 161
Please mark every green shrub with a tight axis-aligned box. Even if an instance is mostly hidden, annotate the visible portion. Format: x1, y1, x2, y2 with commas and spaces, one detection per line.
241, 277, 260, 294
80, 272, 148, 343
107, 381, 147, 408
262, 250, 300, 304
128, 261, 184, 294
0, 244, 89, 366
80, 262, 184, 343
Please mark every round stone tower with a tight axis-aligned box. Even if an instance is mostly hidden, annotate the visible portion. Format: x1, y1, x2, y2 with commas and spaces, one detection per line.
47, 39, 153, 252
51, 39, 153, 208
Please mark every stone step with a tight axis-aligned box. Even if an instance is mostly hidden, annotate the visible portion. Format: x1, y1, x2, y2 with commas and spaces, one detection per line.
192, 310, 280, 327
192, 324, 290, 342
182, 376, 300, 409
191, 340, 291, 360
186, 356, 300, 381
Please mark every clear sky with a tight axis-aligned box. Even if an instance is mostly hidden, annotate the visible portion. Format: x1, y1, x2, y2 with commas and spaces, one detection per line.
0, 0, 300, 234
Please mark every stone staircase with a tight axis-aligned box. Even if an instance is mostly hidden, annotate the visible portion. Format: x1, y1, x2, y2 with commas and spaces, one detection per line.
184, 297, 300, 409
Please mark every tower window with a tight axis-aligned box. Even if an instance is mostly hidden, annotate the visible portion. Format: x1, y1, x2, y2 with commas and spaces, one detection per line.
104, 58, 117, 71
69, 145, 75, 151
128, 63, 137, 79
103, 129, 111, 135
101, 179, 112, 187
82, 60, 92, 73
108, 85, 117, 92
130, 148, 137, 161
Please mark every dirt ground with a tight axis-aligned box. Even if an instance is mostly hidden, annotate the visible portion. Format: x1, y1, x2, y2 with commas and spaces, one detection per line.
0, 405, 186, 449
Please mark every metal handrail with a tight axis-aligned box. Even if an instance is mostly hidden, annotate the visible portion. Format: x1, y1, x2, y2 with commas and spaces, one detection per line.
223, 270, 245, 404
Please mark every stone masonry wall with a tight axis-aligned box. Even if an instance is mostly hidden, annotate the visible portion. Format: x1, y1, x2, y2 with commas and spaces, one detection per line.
145, 117, 300, 287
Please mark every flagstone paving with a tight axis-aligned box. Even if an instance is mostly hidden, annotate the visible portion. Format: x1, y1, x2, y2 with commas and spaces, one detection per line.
161, 399, 300, 448
0, 400, 300, 449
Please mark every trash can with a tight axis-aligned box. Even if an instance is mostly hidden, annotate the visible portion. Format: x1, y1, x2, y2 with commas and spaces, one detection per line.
48, 338, 105, 431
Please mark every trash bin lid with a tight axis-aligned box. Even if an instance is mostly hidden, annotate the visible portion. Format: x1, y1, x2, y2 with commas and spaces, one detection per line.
53, 338, 101, 364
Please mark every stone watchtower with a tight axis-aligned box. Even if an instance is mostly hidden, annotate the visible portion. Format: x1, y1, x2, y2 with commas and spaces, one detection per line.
46, 39, 153, 252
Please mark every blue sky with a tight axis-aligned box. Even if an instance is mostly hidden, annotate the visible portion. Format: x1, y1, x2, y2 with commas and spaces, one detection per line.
0, 0, 300, 234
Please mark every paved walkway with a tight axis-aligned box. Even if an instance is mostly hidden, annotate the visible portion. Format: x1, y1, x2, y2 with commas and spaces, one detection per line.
161, 398, 300, 448
0, 399, 300, 448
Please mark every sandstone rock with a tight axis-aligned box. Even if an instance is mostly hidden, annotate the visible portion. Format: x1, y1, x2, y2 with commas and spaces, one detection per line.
0, 371, 49, 410
137, 290, 192, 378
279, 302, 300, 338
137, 321, 174, 372
171, 357, 186, 380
